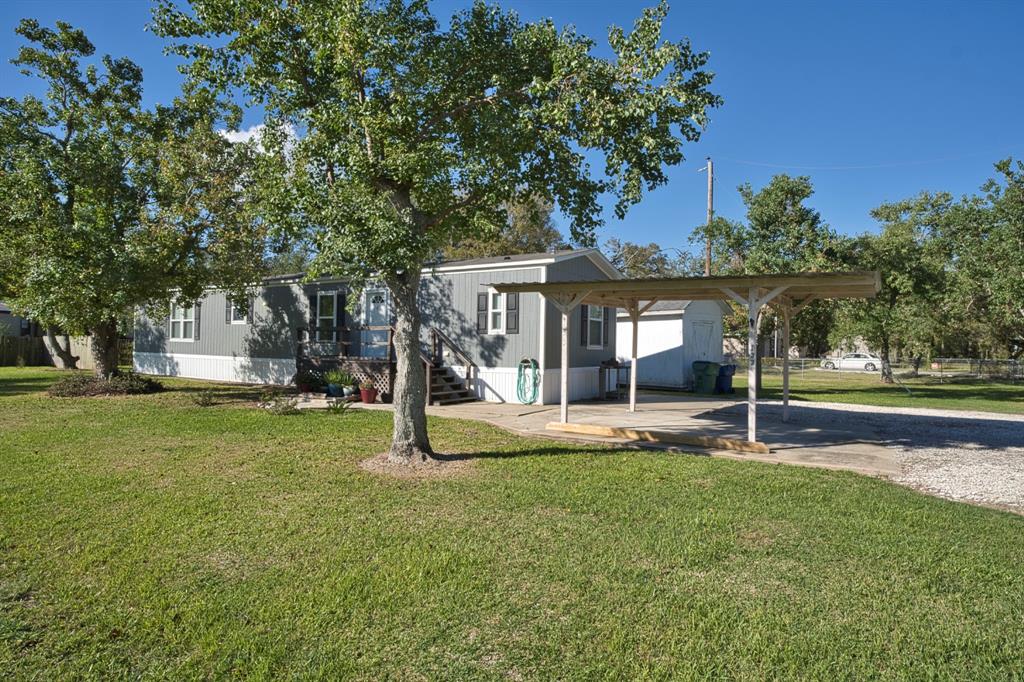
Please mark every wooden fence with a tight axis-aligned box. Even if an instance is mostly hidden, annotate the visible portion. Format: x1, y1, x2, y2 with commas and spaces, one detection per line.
0, 336, 50, 366
0, 335, 134, 369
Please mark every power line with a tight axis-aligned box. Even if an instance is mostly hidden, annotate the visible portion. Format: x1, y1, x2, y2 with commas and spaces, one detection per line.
715, 150, 1014, 172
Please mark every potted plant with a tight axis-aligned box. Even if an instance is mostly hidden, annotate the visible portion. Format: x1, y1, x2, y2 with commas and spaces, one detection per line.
359, 379, 378, 404
294, 369, 321, 393
323, 369, 350, 397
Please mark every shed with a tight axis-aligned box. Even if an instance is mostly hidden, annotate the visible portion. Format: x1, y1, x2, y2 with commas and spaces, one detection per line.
614, 300, 730, 389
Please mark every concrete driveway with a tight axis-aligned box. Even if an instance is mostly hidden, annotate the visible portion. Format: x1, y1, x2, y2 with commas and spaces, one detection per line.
326, 391, 1024, 512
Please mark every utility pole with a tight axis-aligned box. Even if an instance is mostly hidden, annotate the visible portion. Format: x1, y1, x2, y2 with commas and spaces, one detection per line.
704, 156, 713, 276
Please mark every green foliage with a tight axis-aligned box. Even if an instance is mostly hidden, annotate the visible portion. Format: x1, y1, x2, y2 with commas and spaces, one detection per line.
47, 372, 163, 397
832, 194, 949, 372
0, 20, 267, 373
602, 238, 702, 278
326, 399, 354, 416
323, 369, 354, 386
442, 195, 568, 261
258, 386, 300, 415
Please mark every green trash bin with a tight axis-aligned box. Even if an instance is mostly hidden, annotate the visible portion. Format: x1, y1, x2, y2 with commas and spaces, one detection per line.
692, 361, 720, 394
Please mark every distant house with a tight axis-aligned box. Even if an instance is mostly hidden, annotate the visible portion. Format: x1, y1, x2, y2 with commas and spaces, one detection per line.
133, 249, 622, 404
615, 300, 728, 390
0, 302, 38, 337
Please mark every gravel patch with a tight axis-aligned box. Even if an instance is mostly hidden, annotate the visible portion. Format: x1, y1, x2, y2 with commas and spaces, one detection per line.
722, 401, 1024, 513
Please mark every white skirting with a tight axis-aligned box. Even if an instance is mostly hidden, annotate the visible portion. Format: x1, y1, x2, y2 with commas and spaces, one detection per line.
450, 365, 610, 405
133, 351, 296, 385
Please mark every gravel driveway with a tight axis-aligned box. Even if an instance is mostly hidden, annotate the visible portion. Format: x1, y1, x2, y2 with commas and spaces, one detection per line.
760, 401, 1024, 513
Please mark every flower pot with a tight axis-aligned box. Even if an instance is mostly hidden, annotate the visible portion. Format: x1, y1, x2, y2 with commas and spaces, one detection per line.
327, 383, 341, 397
359, 387, 378, 404
342, 385, 356, 397
297, 383, 313, 393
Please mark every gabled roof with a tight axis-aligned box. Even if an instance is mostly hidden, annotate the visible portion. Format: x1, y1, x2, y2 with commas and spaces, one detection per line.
261, 248, 622, 285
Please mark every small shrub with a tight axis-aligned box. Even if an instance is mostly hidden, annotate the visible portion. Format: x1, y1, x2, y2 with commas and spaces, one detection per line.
323, 369, 354, 386
258, 387, 301, 415
293, 369, 322, 390
326, 399, 353, 416
48, 372, 163, 397
192, 389, 216, 407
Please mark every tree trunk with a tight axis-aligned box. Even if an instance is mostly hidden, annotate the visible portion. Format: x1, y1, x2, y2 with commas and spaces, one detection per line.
44, 326, 79, 370
385, 269, 434, 464
90, 318, 121, 380
879, 336, 894, 384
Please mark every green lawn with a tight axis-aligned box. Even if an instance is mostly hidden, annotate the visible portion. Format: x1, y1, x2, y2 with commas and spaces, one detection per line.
2, 367, 1023, 679
734, 369, 1024, 414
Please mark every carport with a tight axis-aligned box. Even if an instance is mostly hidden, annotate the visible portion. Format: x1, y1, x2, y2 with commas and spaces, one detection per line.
490, 271, 881, 449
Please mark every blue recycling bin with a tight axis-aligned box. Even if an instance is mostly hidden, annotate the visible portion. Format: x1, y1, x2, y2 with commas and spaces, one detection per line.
714, 364, 737, 394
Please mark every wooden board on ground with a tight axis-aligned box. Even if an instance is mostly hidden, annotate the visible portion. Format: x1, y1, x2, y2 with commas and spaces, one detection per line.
546, 421, 771, 454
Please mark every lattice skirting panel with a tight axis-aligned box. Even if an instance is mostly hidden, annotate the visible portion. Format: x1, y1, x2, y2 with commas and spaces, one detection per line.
300, 356, 396, 401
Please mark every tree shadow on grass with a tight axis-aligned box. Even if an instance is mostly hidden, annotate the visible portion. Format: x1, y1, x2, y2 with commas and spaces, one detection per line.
0, 372, 57, 397
162, 382, 273, 405
436, 444, 631, 462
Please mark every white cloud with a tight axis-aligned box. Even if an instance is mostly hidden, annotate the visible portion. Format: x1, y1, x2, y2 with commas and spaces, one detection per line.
219, 123, 268, 144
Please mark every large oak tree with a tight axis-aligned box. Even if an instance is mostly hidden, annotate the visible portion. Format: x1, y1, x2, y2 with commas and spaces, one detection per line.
154, 0, 720, 463
0, 20, 266, 378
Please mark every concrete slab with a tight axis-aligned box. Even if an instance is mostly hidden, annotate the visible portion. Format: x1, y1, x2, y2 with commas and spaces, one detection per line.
336, 391, 902, 478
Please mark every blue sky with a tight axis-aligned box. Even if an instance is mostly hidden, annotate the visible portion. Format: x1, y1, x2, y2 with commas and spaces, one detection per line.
2, 0, 1021, 255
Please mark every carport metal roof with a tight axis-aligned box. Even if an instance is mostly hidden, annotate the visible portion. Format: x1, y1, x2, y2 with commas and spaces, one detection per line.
489, 271, 881, 449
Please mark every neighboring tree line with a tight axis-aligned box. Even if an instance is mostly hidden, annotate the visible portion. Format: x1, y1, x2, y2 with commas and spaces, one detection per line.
604, 164, 1022, 384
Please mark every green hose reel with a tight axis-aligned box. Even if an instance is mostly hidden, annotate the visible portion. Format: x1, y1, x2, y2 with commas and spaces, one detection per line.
517, 358, 539, 404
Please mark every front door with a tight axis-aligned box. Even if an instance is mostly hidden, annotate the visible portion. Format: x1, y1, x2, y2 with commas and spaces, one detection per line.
362, 289, 389, 357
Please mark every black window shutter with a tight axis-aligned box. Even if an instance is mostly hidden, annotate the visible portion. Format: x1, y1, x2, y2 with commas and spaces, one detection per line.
337, 292, 346, 328
307, 293, 317, 339
580, 304, 588, 346
602, 307, 610, 347
247, 295, 256, 323
506, 293, 519, 334
194, 302, 202, 340
225, 298, 232, 323
476, 293, 488, 333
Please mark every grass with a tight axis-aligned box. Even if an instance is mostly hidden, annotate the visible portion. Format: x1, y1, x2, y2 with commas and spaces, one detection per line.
733, 369, 1024, 414
1, 367, 1023, 679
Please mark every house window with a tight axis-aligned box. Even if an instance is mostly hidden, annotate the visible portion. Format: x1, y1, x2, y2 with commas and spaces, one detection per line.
170, 302, 195, 341
587, 305, 604, 349
317, 292, 336, 341
229, 301, 248, 324
488, 290, 505, 334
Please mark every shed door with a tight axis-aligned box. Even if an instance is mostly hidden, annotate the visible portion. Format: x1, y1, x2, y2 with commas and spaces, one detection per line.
692, 321, 714, 361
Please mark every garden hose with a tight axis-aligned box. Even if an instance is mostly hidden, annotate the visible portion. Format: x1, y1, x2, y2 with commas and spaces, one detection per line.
517, 358, 540, 404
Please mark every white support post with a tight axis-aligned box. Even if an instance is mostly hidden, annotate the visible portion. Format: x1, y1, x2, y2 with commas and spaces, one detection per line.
747, 287, 759, 443
628, 301, 639, 413
782, 305, 791, 423
548, 290, 589, 425
560, 307, 570, 423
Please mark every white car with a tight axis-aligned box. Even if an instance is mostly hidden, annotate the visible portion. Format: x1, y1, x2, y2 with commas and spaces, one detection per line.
820, 353, 881, 372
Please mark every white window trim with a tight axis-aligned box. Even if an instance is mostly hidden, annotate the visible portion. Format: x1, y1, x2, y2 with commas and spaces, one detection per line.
316, 291, 337, 342
587, 305, 604, 350
229, 301, 249, 325
169, 302, 195, 342
488, 289, 505, 335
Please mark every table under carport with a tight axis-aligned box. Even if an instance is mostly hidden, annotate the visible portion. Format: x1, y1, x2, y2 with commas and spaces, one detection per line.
489, 271, 880, 451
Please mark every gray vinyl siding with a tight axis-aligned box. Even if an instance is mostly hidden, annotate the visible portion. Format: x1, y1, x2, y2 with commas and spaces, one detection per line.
135, 284, 308, 359
543, 256, 617, 369
420, 266, 543, 368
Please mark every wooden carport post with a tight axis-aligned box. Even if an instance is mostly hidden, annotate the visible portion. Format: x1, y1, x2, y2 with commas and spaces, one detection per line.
722, 285, 788, 443
625, 299, 658, 413
549, 291, 590, 424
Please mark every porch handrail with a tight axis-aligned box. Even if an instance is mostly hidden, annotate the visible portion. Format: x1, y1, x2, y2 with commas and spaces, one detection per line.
428, 327, 477, 370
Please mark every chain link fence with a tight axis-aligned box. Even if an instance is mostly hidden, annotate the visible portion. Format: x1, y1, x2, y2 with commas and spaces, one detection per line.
722, 356, 1021, 382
